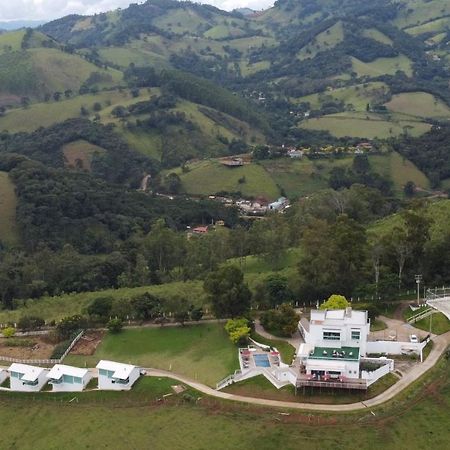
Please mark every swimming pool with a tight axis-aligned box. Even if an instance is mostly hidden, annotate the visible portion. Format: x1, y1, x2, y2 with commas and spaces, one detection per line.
253, 354, 270, 368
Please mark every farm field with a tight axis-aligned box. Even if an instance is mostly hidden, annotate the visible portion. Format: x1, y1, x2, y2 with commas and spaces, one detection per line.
176, 160, 281, 199
0, 357, 449, 449
294, 82, 389, 111
0, 171, 18, 245
362, 28, 393, 45
65, 323, 239, 387
385, 92, 450, 118
299, 113, 431, 138
297, 21, 344, 60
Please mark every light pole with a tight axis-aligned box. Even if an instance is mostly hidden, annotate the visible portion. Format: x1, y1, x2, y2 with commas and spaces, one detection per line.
415, 274, 422, 306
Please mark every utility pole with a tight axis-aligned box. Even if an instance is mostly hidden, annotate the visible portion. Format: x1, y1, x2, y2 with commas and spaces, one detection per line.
415, 274, 422, 306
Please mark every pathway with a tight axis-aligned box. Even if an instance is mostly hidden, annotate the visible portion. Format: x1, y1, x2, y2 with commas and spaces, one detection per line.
144, 330, 450, 412
254, 320, 303, 350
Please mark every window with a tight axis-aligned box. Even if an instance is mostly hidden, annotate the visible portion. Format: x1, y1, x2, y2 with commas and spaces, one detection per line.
99, 369, 114, 378
351, 330, 361, 340
323, 331, 340, 341
11, 372, 21, 379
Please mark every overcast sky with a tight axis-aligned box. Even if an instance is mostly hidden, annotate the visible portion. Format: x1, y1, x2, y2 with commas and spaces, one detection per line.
0, 0, 276, 22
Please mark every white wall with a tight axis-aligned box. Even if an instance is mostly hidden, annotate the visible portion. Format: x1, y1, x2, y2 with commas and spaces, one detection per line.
305, 359, 360, 378
98, 368, 140, 391
10, 370, 48, 392
0, 369, 7, 385
361, 363, 391, 386
367, 340, 427, 359
50, 372, 92, 392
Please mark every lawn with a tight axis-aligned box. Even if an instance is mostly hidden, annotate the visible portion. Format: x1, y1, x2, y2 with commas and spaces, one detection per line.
0, 355, 449, 448
0, 171, 18, 245
251, 332, 296, 364
65, 323, 239, 387
413, 312, 450, 335
177, 160, 281, 200
224, 372, 398, 404
370, 318, 388, 332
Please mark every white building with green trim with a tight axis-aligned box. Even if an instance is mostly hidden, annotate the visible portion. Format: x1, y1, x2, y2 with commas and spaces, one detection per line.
47, 364, 92, 392
96, 360, 141, 391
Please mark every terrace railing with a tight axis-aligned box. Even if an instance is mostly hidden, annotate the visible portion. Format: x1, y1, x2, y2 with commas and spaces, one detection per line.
216, 370, 242, 390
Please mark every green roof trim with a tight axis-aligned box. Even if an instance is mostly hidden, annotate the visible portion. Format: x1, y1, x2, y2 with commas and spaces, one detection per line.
309, 346, 360, 361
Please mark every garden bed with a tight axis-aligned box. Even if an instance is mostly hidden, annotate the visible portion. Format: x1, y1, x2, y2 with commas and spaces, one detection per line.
0, 336, 55, 360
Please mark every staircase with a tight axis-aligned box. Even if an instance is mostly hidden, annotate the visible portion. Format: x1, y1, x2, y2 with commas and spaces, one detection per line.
407, 307, 436, 324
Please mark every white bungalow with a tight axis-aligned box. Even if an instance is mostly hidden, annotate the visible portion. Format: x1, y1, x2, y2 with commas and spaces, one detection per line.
0, 369, 8, 386
96, 360, 141, 391
47, 364, 92, 392
8, 363, 48, 392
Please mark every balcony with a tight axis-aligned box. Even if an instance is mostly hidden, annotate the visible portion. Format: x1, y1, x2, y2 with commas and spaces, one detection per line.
296, 374, 367, 390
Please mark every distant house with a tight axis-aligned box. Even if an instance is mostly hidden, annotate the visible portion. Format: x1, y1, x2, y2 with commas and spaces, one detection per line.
220, 158, 244, 168
287, 149, 303, 159
192, 226, 209, 234
268, 197, 289, 211
47, 364, 92, 392
8, 363, 48, 392
0, 369, 8, 386
96, 360, 141, 391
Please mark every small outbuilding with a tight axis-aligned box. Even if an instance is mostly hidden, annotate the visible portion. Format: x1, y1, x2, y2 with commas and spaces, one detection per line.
47, 364, 92, 392
8, 363, 48, 392
96, 360, 141, 391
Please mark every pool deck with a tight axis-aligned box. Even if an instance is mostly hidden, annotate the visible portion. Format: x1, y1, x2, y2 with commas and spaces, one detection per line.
239, 347, 281, 371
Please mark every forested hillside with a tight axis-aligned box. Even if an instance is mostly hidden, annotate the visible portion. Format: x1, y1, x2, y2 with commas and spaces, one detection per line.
0, 0, 450, 312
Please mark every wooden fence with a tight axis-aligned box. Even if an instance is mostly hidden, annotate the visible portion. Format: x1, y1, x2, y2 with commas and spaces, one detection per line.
0, 330, 84, 366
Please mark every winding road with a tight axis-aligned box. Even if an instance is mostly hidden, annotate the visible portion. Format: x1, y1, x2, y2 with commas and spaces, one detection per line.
144, 330, 450, 412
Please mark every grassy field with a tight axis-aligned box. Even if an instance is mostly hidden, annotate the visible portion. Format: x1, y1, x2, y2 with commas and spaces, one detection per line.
294, 82, 389, 111
300, 112, 431, 138
65, 323, 239, 386
370, 151, 430, 192
362, 28, 393, 45
62, 139, 106, 171
176, 160, 281, 199
0, 280, 206, 324
405, 16, 450, 36
385, 92, 450, 118
0, 89, 134, 132
351, 55, 413, 77
297, 21, 344, 60
0, 171, 18, 245
0, 344, 449, 448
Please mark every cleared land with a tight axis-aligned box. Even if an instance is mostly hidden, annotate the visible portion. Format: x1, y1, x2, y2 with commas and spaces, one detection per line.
351, 55, 413, 77
0, 171, 18, 245
297, 21, 344, 60
63, 139, 106, 171
362, 28, 393, 45
176, 160, 281, 199
385, 92, 450, 119
66, 323, 238, 387
300, 112, 431, 138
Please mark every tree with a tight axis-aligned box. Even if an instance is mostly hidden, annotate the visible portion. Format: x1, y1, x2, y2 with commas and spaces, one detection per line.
165, 172, 182, 194
204, 266, 251, 318
107, 317, 123, 333
256, 274, 293, 308
320, 294, 350, 310
56, 315, 86, 340
224, 318, 250, 344
21, 97, 30, 109
404, 181, 415, 197
18, 315, 45, 331
53, 92, 62, 102
93, 102, 102, 112
190, 307, 203, 322
87, 296, 113, 321
131, 293, 161, 320
260, 304, 299, 337
352, 154, 370, 175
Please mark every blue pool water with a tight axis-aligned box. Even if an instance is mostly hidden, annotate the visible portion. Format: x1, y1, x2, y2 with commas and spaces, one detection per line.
253, 354, 270, 368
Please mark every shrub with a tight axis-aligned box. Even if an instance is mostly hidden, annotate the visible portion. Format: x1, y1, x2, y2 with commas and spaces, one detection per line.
107, 318, 123, 334
18, 315, 45, 331
225, 318, 250, 345
56, 315, 86, 340
1, 327, 16, 338
260, 304, 299, 337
